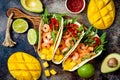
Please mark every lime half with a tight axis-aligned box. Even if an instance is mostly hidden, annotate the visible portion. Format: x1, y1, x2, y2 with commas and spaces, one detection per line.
12, 19, 28, 33
27, 28, 39, 45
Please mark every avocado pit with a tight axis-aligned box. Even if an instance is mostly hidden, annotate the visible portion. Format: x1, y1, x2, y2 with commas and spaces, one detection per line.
107, 58, 118, 68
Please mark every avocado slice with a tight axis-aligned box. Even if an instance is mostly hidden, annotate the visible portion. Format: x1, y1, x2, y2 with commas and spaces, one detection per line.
101, 53, 120, 73
20, 0, 43, 13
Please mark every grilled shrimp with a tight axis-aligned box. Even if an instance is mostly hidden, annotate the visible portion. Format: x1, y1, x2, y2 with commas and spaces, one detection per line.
41, 42, 50, 49
59, 40, 67, 50
63, 32, 71, 39
42, 24, 50, 32
71, 52, 79, 60
65, 37, 72, 47
42, 32, 53, 44
61, 47, 68, 53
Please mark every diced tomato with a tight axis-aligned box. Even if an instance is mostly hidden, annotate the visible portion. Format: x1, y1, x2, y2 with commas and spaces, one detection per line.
69, 23, 78, 29
67, 23, 79, 37
93, 37, 101, 47
49, 18, 59, 29
67, 27, 76, 37
49, 23, 53, 29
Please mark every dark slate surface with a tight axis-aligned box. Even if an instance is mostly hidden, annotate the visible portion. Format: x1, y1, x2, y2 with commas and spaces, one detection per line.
0, 0, 120, 80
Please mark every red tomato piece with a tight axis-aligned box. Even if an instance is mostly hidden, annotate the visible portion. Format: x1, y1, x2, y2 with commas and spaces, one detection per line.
50, 18, 59, 28
93, 37, 101, 47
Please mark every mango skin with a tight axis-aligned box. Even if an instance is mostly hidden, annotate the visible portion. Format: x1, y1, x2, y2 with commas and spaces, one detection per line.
7, 52, 41, 80
87, 0, 115, 29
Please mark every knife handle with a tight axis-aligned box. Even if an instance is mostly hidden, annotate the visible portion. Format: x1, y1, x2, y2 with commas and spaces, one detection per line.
7, 7, 41, 29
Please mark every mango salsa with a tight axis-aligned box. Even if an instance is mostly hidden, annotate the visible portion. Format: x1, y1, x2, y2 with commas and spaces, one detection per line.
40, 45, 54, 60
63, 58, 78, 71
41, 48, 49, 55
54, 53, 64, 62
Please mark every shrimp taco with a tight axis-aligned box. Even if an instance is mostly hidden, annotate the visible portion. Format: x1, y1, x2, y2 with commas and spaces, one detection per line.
37, 9, 64, 61
62, 26, 106, 71
52, 17, 85, 64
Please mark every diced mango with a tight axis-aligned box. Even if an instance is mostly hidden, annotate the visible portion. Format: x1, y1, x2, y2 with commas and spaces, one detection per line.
46, 54, 52, 60
64, 61, 76, 70
56, 48, 60, 55
54, 55, 59, 61
43, 61, 49, 68
44, 69, 50, 77
63, 64, 72, 70
50, 69, 57, 75
58, 54, 64, 61
49, 45, 54, 53
41, 48, 49, 55
70, 61, 76, 68
64, 58, 72, 65
40, 54, 46, 59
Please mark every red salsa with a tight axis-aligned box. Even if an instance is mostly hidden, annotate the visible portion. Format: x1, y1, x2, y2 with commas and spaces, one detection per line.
67, 0, 84, 12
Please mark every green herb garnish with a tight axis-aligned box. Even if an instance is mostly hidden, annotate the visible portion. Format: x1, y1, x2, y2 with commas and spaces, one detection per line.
42, 8, 49, 24
94, 32, 107, 54
72, 37, 77, 43
81, 53, 94, 61
94, 45, 104, 54
84, 25, 93, 37
77, 33, 81, 39
64, 19, 68, 27
72, 16, 78, 23
51, 30, 56, 42
100, 32, 107, 44
78, 24, 84, 32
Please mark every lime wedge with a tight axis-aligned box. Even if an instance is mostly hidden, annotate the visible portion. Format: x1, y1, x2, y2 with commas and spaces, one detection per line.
12, 19, 28, 33
27, 28, 39, 45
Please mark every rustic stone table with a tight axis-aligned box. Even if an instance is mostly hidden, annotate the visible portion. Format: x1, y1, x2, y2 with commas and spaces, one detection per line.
0, 0, 120, 80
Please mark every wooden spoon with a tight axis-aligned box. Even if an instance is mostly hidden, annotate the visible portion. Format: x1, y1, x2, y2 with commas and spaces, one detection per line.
7, 7, 41, 29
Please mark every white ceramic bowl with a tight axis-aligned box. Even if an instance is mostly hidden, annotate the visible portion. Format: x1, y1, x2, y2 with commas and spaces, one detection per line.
65, 0, 86, 14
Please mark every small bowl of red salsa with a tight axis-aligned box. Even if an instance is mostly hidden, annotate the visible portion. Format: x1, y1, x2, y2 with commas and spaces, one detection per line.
65, 0, 85, 14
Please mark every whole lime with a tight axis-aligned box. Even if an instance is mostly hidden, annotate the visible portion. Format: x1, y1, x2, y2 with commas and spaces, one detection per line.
77, 63, 95, 78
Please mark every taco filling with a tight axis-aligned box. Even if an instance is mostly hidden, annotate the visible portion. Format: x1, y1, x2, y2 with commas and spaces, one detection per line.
37, 9, 63, 61
52, 18, 84, 64
63, 26, 106, 71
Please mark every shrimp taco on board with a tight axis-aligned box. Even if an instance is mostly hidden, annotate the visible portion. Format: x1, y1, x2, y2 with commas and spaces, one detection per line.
37, 9, 64, 61
62, 26, 107, 71
52, 17, 85, 64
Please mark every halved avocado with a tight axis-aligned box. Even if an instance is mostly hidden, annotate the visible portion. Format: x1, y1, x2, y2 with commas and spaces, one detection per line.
101, 53, 120, 73
20, 0, 43, 13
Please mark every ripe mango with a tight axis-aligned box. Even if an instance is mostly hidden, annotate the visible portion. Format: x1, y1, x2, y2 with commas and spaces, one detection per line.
87, 0, 115, 29
7, 52, 41, 80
